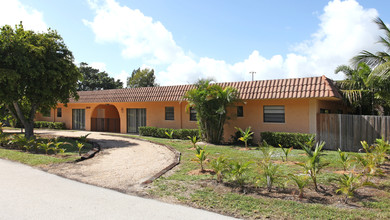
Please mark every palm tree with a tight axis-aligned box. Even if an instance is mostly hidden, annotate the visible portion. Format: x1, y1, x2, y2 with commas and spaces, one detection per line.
349, 17, 390, 114
184, 79, 239, 144
335, 63, 373, 114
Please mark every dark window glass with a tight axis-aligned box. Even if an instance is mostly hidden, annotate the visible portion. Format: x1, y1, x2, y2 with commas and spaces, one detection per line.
263, 106, 285, 123
165, 107, 174, 120
237, 106, 244, 117
57, 108, 62, 117
190, 107, 197, 121
320, 109, 331, 114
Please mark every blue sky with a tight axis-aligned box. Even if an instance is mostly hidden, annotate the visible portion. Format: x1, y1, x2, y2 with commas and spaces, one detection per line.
1, 0, 390, 85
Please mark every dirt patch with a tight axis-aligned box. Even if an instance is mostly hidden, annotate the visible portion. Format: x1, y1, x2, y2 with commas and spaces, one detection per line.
188, 169, 215, 175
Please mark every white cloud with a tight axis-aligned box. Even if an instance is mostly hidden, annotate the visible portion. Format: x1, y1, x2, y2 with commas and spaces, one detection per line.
90, 62, 107, 72
0, 0, 47, 32
83, 0, 183, 65
85, 0, 383, 85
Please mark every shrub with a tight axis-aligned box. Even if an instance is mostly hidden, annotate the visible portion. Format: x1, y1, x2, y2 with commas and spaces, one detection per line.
139, 126, 200, 140
34, 121, 65, 130
260, 131, 314, 149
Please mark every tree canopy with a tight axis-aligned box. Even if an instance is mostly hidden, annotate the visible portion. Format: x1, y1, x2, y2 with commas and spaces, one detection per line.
0, 23, 81, 138
184, 79, 239, 144
127, 68, 158, 88
77, 62, 123, 91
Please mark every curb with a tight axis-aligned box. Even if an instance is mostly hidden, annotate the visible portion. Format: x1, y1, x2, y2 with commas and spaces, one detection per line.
77, 141, 101, 162
101, 134, 181, 184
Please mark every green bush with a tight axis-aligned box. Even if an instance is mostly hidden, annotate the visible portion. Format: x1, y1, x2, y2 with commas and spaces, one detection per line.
34, 121, 65, 130
260, 131, 314, 149
139, 126, 199, 140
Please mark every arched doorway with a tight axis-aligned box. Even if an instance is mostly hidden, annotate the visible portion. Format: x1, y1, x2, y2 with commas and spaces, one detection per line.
91, 104, 120, 132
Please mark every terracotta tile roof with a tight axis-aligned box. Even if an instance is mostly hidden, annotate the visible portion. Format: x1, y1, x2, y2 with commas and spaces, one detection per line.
70, 75, 342, 103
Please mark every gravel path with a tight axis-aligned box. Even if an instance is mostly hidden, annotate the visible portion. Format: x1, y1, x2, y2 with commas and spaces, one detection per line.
33, 130, 176, 194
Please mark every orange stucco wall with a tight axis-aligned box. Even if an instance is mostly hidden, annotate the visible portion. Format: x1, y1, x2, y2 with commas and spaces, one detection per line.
35, 98, 345, 143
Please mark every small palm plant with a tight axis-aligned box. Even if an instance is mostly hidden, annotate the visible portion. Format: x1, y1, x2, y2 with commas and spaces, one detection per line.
76, 141, 85, 156
188, 136, 198, 148
165, 130, 174, 139
235, 127, 254, 149
51, 141, 67, 155
298, 141, 328, 191
337, 148, 351, 171
210, 156, 228, 183
289, 174, 310, 199
38, 141, 54, 154
279, 144, 293, 162
227, 160, 253, 187
193, 146, 208, 171
257, 161, 279, 192
79, 133, 91, 143
335, 173, 372, 204
258, 141, 274, 163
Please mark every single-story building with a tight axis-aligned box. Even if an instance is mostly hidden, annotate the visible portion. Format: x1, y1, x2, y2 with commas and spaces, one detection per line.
35, 75, 347, 143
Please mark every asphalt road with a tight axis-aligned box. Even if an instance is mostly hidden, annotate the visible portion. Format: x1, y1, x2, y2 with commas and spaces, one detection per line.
0, 159, 237, 220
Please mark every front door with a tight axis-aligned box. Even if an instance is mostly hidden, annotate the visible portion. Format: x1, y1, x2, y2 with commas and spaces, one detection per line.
72, 109, 85, 130
127, 108, 146, 133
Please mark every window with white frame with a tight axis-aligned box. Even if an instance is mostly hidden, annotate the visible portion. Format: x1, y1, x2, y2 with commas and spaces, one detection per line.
263, 106, 285, 123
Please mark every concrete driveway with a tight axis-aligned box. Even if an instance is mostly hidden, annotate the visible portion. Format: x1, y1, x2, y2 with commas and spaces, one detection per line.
0, 159, 236, 219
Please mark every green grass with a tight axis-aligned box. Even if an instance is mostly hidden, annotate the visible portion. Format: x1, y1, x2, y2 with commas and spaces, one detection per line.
117, 134, 390, 219
0, 148, 79, 166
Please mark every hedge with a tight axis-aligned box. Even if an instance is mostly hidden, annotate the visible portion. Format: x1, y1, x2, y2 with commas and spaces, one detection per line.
34, 121, 66, 130
139, 126, 200, 140
260, 131, 314, 149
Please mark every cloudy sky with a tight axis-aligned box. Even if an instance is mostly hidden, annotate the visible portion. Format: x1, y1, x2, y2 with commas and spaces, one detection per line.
1, 0, 389, 86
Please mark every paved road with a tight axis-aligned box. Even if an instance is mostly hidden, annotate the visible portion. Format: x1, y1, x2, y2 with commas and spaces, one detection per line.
0, 159, 237, 220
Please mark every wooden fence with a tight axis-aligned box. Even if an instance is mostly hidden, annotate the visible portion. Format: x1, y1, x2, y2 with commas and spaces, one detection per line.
316, 114, 390, 151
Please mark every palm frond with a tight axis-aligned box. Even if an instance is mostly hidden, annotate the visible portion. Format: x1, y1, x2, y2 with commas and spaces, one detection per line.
368, 61, 390, 84
351, 50, 385, 68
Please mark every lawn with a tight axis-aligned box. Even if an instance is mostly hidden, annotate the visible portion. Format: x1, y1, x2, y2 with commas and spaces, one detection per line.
121, 134, 390, 219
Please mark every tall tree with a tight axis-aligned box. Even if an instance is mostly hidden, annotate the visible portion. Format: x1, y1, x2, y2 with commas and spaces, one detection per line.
127, 68, 158, 88
77, 62, 123, 91
184, 79, 239, 144
0, 23, 81, 138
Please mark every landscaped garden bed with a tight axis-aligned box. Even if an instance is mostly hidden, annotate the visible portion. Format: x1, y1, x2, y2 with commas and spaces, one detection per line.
0, 131, 93, 166
125, 134, 390, 219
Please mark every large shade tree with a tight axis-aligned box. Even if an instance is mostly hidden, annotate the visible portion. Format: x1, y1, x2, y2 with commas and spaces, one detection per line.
0, 23, 81, 138
184, 79, 239, 144
77, 62, 123, 91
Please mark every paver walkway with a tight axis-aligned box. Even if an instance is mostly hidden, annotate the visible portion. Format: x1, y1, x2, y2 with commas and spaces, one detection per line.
0, 159, 237, 219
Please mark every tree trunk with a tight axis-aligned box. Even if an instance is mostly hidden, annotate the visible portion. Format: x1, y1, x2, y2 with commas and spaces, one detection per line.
12, 102, 37, 139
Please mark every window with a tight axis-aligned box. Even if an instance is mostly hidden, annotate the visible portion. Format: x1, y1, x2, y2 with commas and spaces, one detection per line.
320, 109, 331, 114
57, 108, 62, 117
190, 107, 197, 121
165, 107, 174, 120
42, 109, 51, 117
263, 106, 285, 123
237, 106, 244, 117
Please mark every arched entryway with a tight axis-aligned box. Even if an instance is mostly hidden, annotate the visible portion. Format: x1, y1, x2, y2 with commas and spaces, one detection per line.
91, 104, 120, 132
